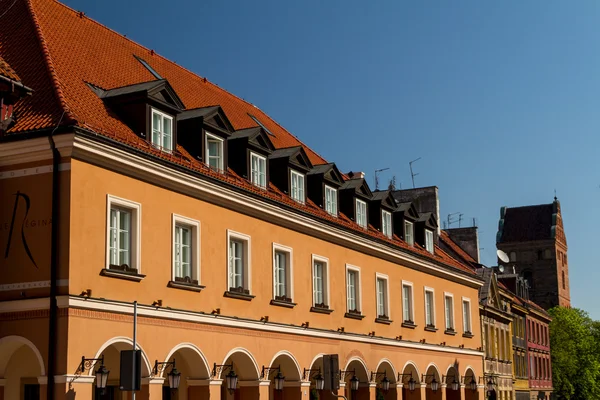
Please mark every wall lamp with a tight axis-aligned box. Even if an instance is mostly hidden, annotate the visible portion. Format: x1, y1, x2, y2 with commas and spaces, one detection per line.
303, 368, 325, 390
339, 369, 359, 391
442, 374, 460, 391
72, 355, 109, 392
261, 365, 285, 391
153, 359, 181, 390
212, 363, 238, 394
398, 373, 417, 392
422, 374, 439, 392
370, 371, 390, 393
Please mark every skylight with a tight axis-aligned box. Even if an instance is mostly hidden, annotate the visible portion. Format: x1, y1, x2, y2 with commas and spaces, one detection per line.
134, 55, 162, 80
248, 113, 275, 136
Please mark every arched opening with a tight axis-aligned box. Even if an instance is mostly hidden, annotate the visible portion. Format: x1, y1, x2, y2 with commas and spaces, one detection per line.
160, 343, 211, 400
463, 368, 478, 400
343, 358, 369, 400
374, 359, 397, 400
220, 348, 260, 400
305, 354, 336, 400
400, 362, 421, 400
444, 366, 460, 400
0, 336, 45, 400
90, 337, 152, 400
267, 351, 302, 400
424, 364, 441, 400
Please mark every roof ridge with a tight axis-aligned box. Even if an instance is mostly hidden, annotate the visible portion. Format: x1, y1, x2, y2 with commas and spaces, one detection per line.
26, 0, 76, 124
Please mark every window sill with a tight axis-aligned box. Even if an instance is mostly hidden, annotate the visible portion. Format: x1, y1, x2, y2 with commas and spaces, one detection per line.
310, 306, 334, 315
100, 268, 145, 282
462, 332, 474, 338
401, 321, 417, 329
424, 325, 438, 332
344, 312, 365, 320
375, 317, 392, 325
223, 291, 255, 301
168, 281, 205, 292
444, 329, 457, 336
270, 299, 297, 308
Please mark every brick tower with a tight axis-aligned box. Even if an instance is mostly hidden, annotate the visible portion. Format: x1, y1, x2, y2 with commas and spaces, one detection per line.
496, 197, 570, 309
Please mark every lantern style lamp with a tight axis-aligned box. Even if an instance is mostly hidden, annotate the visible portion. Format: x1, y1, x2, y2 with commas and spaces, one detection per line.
314, 373, 325, 390
380, 375, 390, 393
167, 367, 181, 390
95, 364, 109, 390
469, 377, 477, 392
430, 377, 439, 392
274, 371, 285, 391
226, 370, 238, 394
451, 377, 459, 391
350, 375, 360, 391
407, 377, 416, 392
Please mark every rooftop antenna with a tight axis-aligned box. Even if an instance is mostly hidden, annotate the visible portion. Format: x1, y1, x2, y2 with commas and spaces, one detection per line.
374, 167, 390, 191
458, 213, 464, 228
409, 157, 421, 188
447, 212, 461, 228
388, 176, 397, 191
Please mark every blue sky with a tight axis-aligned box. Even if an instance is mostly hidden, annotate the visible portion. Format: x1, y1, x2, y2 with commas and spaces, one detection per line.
64, 0, 600, 318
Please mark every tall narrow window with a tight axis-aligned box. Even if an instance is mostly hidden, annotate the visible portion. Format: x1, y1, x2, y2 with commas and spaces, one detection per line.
562, 270, 566, 290
444, 294, 454, 331
227, 230, 251, 296
346, 266, 361, 314
250, 153, 267, 188
171, 214, 201, 288
290, 170, 305, 203
462, 299, 472, 333
106, 195, 141, 275
206, 133, 224, 171
174, 225, 191, 280
404, 221, 414, 245
151, 109, 173, 151
313, 258, 328, 308
402, 283, 414, 323
325, 185, 338, 216
376, 275, 389, 320
109, 207, 131, 267
425, 288, 435, 327
425, 229, 434, 253
356, 199, 367, 228
272, 244, 293, 303
382, 210, 392, 238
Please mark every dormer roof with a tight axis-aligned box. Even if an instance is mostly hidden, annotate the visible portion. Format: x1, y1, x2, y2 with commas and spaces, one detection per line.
269, 146, 313, 171
230, 126, 275, 152
418, 212, 438, 229
395, 202, 420, 220
100, 79, 185, 111
339, 177, 372, 198
0, 55, 33, 97
371, 190, 397, 210
179, 105, 235, 134
307, 163, 344, 186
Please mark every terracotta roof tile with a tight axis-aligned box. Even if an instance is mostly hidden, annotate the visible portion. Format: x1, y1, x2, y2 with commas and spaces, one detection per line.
439, 230, 477, 266
0, 55, 21, 82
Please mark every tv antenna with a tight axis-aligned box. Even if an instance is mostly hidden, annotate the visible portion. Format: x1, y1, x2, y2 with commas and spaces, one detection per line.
447, 212, 461, 228
409, 157, 421, 188
374, 167, 390, 191
388, 176, 398, 191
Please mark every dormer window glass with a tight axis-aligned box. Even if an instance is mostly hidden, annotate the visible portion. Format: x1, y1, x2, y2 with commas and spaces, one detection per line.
404, 221, 414, 246
250, 153, 267, 188
325, 185, 337, 216
151, 109, 173, 152
382, 210, 392, 238
206, 133, 224, 171
356, 199, 367, 229
425, 229, 434, 253
290, 170, 305, 203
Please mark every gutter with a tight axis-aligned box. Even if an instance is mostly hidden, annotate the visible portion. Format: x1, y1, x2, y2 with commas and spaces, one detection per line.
0, 74, 34, 94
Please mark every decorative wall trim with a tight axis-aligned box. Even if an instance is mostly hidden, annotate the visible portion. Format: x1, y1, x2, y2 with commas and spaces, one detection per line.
0, 163, 70, 180
0, 280, 69, 292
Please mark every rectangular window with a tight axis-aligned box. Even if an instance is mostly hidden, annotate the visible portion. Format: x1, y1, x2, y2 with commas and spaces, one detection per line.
444, 294, 454, 331
312, 256, 329, 308
346, 265, 361, 313
324, 185, 338, 216
171, 214, 200, 285
151, 109, 173, 151
404, 221, 414, 245
425, 288, 435, 327
273, 244, 293, 302
106, 195, 141, 273
382, 210, 392, 238
376, 274, 389, 319
206, 133, 224, 171
402, 282, 414, 323
227, 230, 251, 294
425, 229, 434, 253
462, 299, 472, 333
250, 153, 267, 188
290, 170, 305, 203
356, 199, 367, 228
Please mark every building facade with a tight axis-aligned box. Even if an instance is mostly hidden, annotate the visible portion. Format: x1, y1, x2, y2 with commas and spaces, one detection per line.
0, 1, 486, 400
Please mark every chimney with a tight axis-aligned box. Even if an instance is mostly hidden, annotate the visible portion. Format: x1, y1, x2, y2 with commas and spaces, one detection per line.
445, 227, 480, 263
391, 186, 440, 235
347, 171, 365, 179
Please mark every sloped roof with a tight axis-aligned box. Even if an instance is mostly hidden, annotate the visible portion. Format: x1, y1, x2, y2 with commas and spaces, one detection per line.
0, 55, 21, 82
499, 203, 555, 243
439, 230, 477, 267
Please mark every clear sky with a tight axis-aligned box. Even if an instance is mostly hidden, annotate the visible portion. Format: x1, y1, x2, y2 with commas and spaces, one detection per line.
63, 0, 600, 318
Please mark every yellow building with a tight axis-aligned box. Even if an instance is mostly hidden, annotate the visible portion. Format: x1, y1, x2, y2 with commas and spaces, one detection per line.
0, 1, 486, 399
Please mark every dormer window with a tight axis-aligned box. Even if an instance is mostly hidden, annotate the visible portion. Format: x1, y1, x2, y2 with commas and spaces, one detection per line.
250, 152, 267, 188
151, 109, 173, 151
290, 170, 305, 203
356, 199, 367, 229
206, 133, 224, 171
425, 229, 434, 253
325, 185, 337, 216
404, 221, 414, 246
382, 210, 392, 238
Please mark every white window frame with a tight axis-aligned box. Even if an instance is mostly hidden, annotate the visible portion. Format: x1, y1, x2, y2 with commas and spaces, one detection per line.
402, 280, 415, 323
151, 108, 173, 152
424, 286, 436, 327
404, 220, 414, 246
381, 210, 392, 238
462, 297, 472, 333
290, 169, 305, 203
311, 254, 330, 308
226, 230, 252, 293
205, 132, 224, 171
250, 152, 267, 189
272, 243, 294, 301
375, 273, 390, 319
355, 199, 367, 229
171, 214, 201, 284
324, 185, 338, 216
345, 264, 362, 313
425, 229, 434, 253
444, 292, 455, 331
105, 195, 141, 273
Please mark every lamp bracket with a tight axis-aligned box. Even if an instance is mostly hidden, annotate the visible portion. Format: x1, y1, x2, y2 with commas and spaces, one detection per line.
442, 374, 460, 382
421, 373, 438, 383
212, 362, 233, 378
153, 359, 176, 377
339, 368, 356, 380
370, 371, 387, 382
397, 372, 415, 383
260, 365, 281, 380
70, 355, 105, 388
303, 367, 321, 381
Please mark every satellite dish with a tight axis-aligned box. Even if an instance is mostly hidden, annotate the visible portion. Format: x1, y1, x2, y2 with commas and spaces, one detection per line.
498, 264, 505, 273
497, 249, 510, 264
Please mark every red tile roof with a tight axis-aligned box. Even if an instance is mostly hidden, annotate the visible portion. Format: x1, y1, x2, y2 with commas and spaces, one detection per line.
0, 55, 20, 82
439, 230, 477, 267
0, 0, 478, 277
